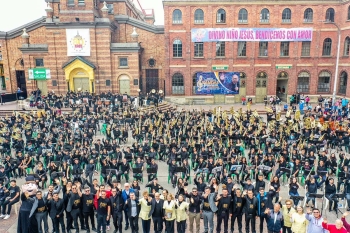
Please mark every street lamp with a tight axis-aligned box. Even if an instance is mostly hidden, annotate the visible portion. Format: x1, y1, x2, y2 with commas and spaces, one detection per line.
322, 21, 341, 106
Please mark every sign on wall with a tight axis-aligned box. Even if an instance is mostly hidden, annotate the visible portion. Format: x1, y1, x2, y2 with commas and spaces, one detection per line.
28, 68, 51, 80
192, 28, 313, 42
195, 72, 240, 95
66, 29, 91, 56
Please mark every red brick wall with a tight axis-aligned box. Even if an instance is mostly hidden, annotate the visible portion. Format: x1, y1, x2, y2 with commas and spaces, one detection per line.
164, 2, 350, 97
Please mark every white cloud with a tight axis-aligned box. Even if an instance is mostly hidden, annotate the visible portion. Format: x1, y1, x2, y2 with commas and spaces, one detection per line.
0, 0, 164, 32
0, 0, 47, 32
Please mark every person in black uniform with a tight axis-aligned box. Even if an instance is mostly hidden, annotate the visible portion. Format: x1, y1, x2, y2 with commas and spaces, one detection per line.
244, 189, 258, 233
47, 193, 65, 233
325, 176, 338, 212
29, 190, 49, 233
146, 178, 164, 194
117, 158, 130, 183
230, 188, 245, 233
110, 185, 124, 233
82, 187, 96, 233
148, 192, 164, 233
66, 183, 85, 233
96, 189, 111, 233
216, 188, 231, 233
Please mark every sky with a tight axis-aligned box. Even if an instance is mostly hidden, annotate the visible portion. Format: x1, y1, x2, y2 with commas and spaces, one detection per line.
0, 0, 164, 32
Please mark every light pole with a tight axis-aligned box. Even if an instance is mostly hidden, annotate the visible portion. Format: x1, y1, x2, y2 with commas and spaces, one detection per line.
324, 21, 341, 106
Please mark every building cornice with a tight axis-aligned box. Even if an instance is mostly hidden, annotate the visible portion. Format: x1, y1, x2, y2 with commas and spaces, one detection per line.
111, 42, 140, 52
18, 44, 49, 53
0, 17, 46, 39
43, 21, 118, 30
163, 0, 349, 4
115, 15, 164, 34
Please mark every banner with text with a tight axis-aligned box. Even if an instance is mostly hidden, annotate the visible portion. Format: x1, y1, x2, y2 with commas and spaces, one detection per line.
192, 28, 313, 42
196, 72, 240, 95
66, 29, 91, 56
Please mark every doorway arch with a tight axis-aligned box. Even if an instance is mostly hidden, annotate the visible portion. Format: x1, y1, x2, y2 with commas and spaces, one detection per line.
119, 75, 131, 94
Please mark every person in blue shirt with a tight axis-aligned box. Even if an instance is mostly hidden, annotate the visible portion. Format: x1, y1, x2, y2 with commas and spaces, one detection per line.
256, 187, 276, 233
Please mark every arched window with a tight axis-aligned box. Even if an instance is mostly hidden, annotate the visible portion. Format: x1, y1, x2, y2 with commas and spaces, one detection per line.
173, 39, 182, 58
172, 73, 184, 94
260, 8, 270, 23
325, 8, 335, 22
172, 9, 182, 24
304, 8, 313, 22
318, 71, 331, 93
348, 6, 350, 20
297, 72, 310, 93
322, 38, 332, 56
238, 9, 248, 23
217, 9, 226, 23
282, 8, 291, 23
339, 71, 348, 94
344, 37, 350, 56
194, 9, 204, 24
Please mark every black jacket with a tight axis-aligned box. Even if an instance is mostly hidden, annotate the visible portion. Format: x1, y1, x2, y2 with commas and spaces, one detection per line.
125, 198, 140, 217
148, 198, 164, 218
48, 198, 65, 219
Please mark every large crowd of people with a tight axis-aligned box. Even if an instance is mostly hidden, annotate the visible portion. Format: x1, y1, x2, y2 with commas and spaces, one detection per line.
1, 90, 350, 233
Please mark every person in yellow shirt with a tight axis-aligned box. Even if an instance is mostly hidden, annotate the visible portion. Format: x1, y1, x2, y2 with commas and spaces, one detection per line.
163, 193, 176, 233
281, 199, 296, 233
139, 191, 152, 233
290, 206, 308, 233
175, 194, 190, 233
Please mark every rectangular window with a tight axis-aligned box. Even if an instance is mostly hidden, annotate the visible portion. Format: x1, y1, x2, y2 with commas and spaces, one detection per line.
107, 4, 114, 14
119, 58, 128, 67
194, 42, 204, 57
301, 42, 311, 56
216, 42, 225, 57
0, 51, 2, 61
258, 42, 268, 56
35, 58, 44, 67
52, 80, 57, 87
67, 0, 74, 5
237, 41, 247, 57
133, 79, 139, 86
78, 0, 85, 4
106, 80, 111, 86
280, 42, 290, 57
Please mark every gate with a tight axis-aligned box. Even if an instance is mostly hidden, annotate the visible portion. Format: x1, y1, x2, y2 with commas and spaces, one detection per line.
146, 69, 159, 93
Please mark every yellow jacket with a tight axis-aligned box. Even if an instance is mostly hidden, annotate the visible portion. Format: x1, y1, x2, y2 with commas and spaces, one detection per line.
163, 200, 176, 221
176, 201, 189, 222
282, 205, 296, 227
291, 213, 308, 233
139, 198, 151, 220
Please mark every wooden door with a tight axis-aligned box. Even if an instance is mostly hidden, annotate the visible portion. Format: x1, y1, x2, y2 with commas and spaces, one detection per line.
37, 80, 48, 96
74, 78, 89, 92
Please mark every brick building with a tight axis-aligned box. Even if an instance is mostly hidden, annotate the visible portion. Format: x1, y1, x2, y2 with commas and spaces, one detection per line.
163, 0, 350, 103
0, 0, 165, 96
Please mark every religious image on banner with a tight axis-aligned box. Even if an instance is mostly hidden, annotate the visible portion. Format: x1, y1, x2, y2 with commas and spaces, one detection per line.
66, 29, 91, 56
196, 72, 240, 95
